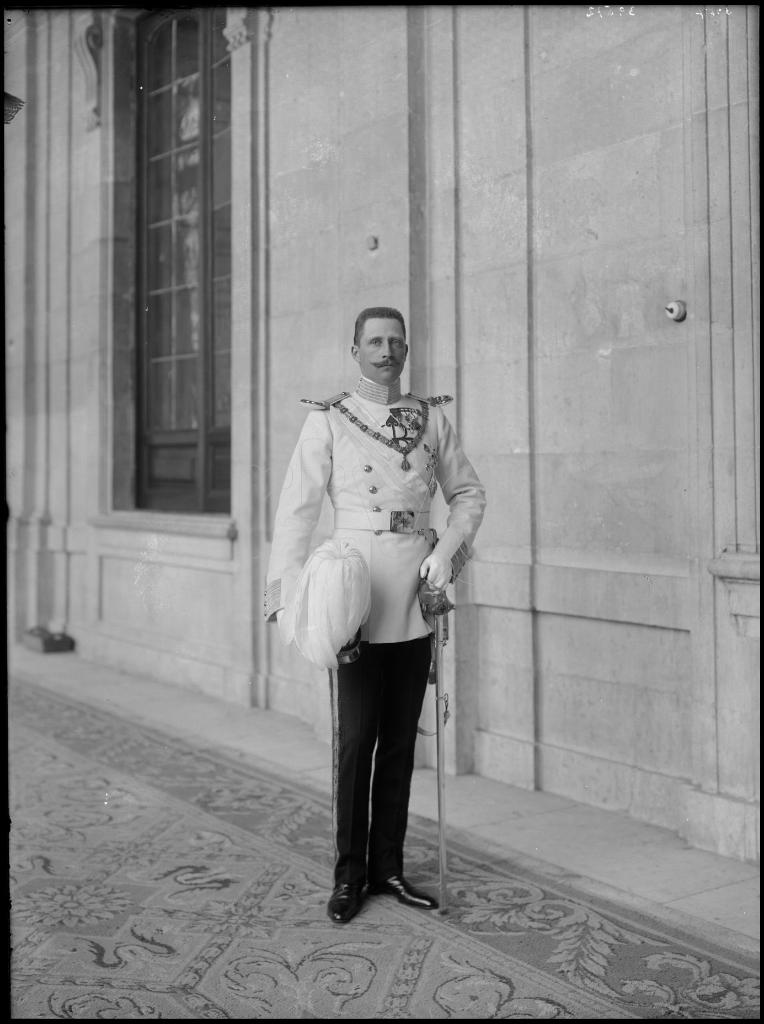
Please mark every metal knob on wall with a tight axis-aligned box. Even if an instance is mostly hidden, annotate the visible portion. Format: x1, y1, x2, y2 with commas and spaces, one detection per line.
665, 300, 687, 322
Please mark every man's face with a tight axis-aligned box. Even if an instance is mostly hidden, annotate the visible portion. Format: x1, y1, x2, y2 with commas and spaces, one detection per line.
352, 317, 408, 386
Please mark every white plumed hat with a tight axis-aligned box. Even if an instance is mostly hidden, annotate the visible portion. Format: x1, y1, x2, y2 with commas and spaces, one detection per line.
282, 539, 371, 669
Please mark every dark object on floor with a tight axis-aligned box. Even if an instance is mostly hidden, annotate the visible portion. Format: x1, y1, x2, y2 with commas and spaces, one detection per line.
23, 626, 75, 654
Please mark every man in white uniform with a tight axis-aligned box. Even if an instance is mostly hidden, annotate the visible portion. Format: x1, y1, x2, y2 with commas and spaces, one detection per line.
264, 307, 486, 923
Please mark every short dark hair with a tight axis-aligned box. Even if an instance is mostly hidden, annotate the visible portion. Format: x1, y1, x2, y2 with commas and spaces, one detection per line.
353, 306, 406, 345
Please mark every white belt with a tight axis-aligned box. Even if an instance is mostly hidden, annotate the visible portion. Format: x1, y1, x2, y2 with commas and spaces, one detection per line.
334, 509, 430, 534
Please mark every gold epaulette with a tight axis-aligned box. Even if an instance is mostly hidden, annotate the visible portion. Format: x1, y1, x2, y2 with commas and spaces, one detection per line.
300, 391, 351, 410
409, 392, 454, 407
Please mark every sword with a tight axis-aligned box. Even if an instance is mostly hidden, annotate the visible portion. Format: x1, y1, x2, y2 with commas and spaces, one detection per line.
418, 579, 454, 915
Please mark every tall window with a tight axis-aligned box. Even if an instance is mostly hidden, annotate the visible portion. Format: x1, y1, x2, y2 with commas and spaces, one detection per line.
136, 10, 231, 512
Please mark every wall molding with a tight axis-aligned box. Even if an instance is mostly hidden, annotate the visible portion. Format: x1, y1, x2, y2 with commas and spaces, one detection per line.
709, 552, 761, 638
708, 552, 761, 583
464, 558, 690, 630
73, 11, 103, 130
90, 511, 236, 540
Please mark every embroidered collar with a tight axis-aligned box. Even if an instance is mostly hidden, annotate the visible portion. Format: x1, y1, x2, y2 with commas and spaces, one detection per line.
355, 376, 402, 405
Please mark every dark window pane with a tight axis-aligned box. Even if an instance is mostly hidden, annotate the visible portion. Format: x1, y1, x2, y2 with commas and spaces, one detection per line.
147, 293, 172, 356
175, 220, 199, 287
176, 16, 199, 80
175, 287, 200, 353
176, 77, 199, 145
149, 446, 197, 484
213, 205, 231, 280
210, 443, 231, 489
150, 355, 198, 429
212, 130, 231, 209
212, 9, 228, 64
147, 88, 172, 157
213, 351, 231, 427
213, 61, 231, 131
175, 355, 199, 428
213, 277, 230, 351
148, 224, 172, 290
174, 147, 199, 219
148, 156, 172, 224
148, 20, 173, 91
149, 359, 173, 429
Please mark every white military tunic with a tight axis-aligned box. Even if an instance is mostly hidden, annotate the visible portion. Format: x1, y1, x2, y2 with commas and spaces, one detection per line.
265, 383, 486, 645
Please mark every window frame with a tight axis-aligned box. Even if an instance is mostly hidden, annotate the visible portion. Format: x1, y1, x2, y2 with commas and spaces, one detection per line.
135, 8, 231, 514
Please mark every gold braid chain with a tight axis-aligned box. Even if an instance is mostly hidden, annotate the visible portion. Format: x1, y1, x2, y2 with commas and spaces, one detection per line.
335, 400, 429, 471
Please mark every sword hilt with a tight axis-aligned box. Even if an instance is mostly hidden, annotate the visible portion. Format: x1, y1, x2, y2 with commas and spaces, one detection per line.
417, 578, 455, 618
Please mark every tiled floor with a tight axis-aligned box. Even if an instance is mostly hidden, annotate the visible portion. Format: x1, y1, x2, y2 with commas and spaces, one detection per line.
8, 644, 760, 955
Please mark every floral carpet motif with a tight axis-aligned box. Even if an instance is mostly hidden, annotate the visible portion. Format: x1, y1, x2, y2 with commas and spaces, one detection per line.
9, 680, 759, 1020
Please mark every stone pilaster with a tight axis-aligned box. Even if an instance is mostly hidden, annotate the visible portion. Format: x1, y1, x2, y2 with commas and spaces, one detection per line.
683, 4, 759, 861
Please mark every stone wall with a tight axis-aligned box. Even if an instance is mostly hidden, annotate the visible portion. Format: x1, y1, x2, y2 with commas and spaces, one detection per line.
4, 6, 758, 860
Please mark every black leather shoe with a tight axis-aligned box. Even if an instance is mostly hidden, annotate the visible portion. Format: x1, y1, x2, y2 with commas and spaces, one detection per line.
327, 883, 364, 923
368, 875, 438, 909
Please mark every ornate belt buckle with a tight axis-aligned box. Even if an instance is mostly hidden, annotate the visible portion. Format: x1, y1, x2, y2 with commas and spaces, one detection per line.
390, 510, 416, 534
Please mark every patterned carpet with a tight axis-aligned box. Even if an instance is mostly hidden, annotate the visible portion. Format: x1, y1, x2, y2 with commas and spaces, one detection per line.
9, 679, 759, 1020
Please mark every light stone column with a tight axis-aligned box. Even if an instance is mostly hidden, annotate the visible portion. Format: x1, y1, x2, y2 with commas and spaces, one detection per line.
44, 11, 77, 638
407, 6, 469, 775
226, 7, 273, 707
8, 9, 107, 646
684, 4, 759, 860
68, 8, 107, 636
80, 8, 138, 641
407, 7, 533, 778
6, 9, 37, 642
24, 12, 56, 635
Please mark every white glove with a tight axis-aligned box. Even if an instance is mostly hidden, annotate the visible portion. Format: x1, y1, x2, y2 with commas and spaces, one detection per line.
419, 550, 452, 591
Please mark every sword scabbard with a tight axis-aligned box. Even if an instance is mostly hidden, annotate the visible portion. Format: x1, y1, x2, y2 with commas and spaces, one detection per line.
434, 610, 449, 913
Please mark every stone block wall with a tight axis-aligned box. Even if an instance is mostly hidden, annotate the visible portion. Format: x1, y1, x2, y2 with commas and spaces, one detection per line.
5, 6, 758, 860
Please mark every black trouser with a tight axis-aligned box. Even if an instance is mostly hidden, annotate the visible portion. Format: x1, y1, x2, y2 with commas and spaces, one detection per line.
330, 636, 432, 888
